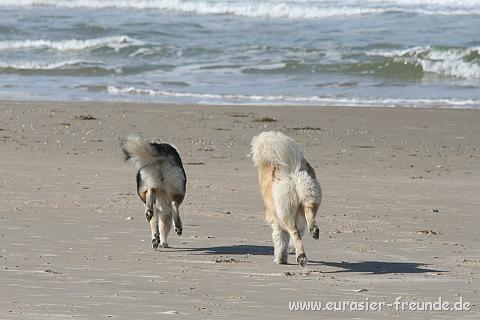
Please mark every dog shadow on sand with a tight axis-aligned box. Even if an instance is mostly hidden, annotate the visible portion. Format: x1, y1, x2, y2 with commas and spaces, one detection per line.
307, 260, 445, 275
176, 245, 444, 274
182, 244, 273, 256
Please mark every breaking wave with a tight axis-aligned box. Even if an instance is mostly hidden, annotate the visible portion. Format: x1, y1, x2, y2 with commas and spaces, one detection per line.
368, 46, 480, 79
2, 0, 480, 18
107, 85, 480, 108
0, 36, 142, 52
0, 60, 119, 75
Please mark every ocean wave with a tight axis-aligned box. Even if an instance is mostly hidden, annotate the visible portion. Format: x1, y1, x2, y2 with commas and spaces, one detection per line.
3, 0, 479, 18
240, 59, 426, 79
0, 1, 384, 18
106, 86, 480, 108
0, 35, 142, 52
367, 0, 480, 7
368, 46, 480, 79
0, 60, 89, 70
0, 60, 119, 75
346, 60, 424, 79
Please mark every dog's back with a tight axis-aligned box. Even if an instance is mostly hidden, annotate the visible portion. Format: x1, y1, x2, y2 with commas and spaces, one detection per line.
252, 131, 304, 175
138, 143, 186, 203
120, 134, 186, 203
251, 131, 321, 212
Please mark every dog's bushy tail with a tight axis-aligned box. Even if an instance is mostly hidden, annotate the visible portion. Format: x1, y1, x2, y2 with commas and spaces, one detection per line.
251, 131, 304, 175
120, 134, 157, 170
252, 131, 321, 207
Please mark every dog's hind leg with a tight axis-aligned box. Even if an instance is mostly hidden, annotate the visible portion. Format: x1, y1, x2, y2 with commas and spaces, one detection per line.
150, 210, 160, 249
159, 210, 172, 248
274, 189, 307, 266
272, 223, 289, 264
285, 225, 307, 267
304, 202, 320, 240
155, 193, 172, 248
288, 214, 306, 254
171, 199, 182, 236
156, 194, 172, 248
145, 188, 156, 222
145, 188, 160, 249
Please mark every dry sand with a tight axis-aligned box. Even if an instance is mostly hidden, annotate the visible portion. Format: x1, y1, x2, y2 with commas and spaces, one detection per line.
0, 101, 479, 319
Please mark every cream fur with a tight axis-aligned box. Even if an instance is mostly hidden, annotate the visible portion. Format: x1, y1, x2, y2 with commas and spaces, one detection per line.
120, 133, 158, 170
252, 131, 322, 267
252, 131, 304, 175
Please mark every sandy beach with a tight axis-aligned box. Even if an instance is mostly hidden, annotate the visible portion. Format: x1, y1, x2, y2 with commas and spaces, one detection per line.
0, 101, 479, 319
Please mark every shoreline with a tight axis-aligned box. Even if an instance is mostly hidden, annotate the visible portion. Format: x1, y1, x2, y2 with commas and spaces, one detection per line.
2, 98, 480, 111
0, 101, 479, 319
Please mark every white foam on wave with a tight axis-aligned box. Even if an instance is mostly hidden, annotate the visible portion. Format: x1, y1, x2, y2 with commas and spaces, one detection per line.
0, 0, 448, 19
250, 63, 287, 71
0, 36, 142, 52
421, 59, 480, 79
0, 59, 121, 73
3, 0, 480, 16
0, 60, 87, 70
368, 46, 480, 79
378, 0, 480, 15
129, 47, 156, 57
368, 0, 480, 8
106, 86, 480, 108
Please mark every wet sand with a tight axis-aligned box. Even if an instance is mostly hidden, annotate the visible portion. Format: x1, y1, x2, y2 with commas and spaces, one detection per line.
0, 101, 479, 319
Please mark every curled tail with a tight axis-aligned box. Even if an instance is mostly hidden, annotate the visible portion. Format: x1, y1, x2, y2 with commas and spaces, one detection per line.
120, 134, 157, 170
252, 131, 321, 207
251, 131, 304, 176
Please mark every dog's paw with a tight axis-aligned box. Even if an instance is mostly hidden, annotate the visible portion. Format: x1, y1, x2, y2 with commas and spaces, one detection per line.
174, 225, 182, 236
152, 238, 160, 250
310, 226, 319, 240
296, 253, 307, 267
145, 210, 154, 222
160, 241, 169, 248
274, 258, 288, 265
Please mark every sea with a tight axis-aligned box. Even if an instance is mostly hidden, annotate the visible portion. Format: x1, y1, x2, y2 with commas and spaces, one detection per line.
1, 0, 480, 108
